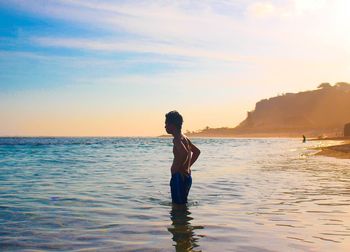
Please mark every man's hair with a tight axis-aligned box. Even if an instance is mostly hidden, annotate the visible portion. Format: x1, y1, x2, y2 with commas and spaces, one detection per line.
165, 110, 183, 130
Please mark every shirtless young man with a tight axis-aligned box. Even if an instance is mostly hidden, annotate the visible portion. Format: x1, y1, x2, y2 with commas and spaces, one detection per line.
165, 111, 201, 205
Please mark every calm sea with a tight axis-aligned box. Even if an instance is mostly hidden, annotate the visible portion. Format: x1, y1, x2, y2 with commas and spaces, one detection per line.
0, 137, 350, 251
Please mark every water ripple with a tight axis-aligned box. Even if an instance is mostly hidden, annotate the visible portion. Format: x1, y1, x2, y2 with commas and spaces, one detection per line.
1, 137, 350, 251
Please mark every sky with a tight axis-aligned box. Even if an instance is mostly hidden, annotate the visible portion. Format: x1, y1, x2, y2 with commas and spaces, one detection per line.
0, 0, 349, 136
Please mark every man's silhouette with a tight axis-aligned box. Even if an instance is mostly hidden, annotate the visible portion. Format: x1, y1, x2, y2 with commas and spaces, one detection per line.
165, 111, 200, 205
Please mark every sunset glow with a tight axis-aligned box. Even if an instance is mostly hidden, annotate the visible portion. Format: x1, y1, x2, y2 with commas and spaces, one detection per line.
0, 0, 349, 136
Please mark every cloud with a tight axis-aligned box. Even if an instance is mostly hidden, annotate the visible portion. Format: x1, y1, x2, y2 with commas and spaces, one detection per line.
2, 0, 350, 86
2, 0, 244, 41
292, 0, 328, 14
3, 0, 334, 60
246, 2, 277, 18
31, 36, 254, 63
246, 0, 332, 19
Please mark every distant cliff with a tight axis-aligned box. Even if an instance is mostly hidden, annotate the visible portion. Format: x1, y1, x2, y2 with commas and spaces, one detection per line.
187, 82, 350, 137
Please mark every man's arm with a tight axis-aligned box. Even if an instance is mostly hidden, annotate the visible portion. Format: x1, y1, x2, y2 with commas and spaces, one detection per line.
188, 139, 200, 167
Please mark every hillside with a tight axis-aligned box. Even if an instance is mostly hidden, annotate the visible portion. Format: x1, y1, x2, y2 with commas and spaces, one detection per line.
187, 82, 350, 137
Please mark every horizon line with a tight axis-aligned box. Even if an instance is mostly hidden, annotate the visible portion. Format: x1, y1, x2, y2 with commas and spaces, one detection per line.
0, 135, 165, 138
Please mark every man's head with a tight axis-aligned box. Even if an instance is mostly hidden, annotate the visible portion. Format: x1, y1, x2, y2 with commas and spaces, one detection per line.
165, 110, 183, 134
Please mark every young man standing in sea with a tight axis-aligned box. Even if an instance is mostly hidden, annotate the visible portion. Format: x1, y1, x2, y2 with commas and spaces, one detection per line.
165, 111, 201, 205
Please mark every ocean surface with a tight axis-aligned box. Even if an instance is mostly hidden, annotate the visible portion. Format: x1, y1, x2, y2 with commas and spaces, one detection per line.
0, 137, 350, 252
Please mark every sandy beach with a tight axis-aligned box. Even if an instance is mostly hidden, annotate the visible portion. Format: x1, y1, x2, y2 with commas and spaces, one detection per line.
314, 139, 350, 159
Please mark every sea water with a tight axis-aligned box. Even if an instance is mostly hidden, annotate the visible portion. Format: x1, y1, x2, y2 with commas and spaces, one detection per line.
0, 137, 349, 251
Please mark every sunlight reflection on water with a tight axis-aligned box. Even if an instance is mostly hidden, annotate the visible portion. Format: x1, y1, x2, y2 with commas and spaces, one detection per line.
0, 137, 349, 251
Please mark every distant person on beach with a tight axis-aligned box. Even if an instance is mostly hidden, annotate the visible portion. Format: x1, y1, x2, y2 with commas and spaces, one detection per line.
165, 111, 201, 205
303, 135, 306, 143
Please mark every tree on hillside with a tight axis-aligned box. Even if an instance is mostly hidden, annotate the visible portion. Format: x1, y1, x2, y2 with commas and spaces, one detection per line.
317, 82, 332, 89
335, 82, 350, 88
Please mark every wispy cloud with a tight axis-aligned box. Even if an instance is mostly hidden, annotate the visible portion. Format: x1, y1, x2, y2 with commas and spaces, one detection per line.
246, 0, 332, 18
2, 0, 349, 72
31, 36, 254, 63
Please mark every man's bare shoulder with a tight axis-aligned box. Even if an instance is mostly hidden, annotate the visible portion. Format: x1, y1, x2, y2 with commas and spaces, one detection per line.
182, 135, 192, 144
180, 135, 191, 149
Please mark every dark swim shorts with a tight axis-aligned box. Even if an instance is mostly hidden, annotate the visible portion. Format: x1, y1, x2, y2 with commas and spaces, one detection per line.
170, 172, 192, 204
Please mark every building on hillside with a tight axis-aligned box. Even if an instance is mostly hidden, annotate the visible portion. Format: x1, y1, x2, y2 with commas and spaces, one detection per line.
344, 123, 350, 137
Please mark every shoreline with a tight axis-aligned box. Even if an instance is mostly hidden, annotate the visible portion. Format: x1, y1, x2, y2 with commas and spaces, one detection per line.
313, 138, 350, 159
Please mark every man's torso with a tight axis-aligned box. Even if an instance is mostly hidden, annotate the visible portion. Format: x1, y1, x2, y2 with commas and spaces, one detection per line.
171, 135, 192, 175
